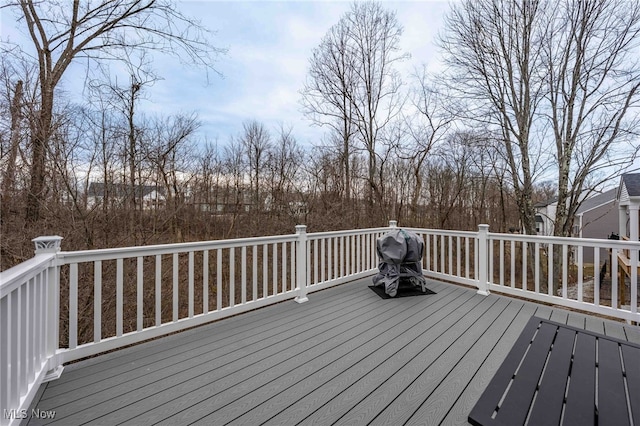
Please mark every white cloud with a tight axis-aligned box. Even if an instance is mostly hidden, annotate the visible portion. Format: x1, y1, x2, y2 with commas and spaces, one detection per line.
1, 0, 452, 148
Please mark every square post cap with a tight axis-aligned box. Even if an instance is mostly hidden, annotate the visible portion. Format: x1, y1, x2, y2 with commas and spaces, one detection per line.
32, 236, 63, 254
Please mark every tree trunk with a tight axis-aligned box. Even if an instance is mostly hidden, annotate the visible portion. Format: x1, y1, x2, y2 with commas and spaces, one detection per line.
1, 80, 24, 218
128, 82, 140, 238
26, 84, 54, 223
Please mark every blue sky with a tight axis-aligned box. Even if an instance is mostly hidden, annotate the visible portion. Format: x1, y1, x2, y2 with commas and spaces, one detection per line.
1, 0, 452, 147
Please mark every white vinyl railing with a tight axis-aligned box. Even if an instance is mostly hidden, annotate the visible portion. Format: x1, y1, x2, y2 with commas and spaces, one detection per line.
1, 222, 638, 425
406, 227, 480, 288
38, 226, 391, 366
1, 237, 63, 426
406, 225, 640, 323
0, 225, 388, 425
485, 231, 639, 322
306, 227, 389, 292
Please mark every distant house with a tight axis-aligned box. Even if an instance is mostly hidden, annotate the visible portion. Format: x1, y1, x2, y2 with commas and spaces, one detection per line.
535, 189, 620, 238
534, 189, 621, 263
263, 194, 308, 217
288, 200, 308, 217
575, 188, 618, 239
87, 182, 166, 210
534, 198, 557, 236
187, 184, 255, 215
616, 173, 640, 242
574, 188, 618, 263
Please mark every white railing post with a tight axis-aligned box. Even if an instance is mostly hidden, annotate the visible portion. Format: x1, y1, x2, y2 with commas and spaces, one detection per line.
295, 225, 309, 303
32, 236, 64, 381
389, 220, 398, 228
477, 225, 490, 296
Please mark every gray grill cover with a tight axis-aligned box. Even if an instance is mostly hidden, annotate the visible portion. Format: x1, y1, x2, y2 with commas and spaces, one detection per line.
372, 229, 427, 297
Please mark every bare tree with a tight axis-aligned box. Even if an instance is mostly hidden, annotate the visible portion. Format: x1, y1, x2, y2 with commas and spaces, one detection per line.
146, 113, 200, 241
0, 57, 39, 218
222, 136, 247, 238
440, 0, 548, 235
119, 76, 145, 221
5, 0, 224, 223
80, 100, 122, 244
402, 68, 454, 221
441, 0, 640, 237
303, 1, 407, 213
89, 65, 156, 236
266, 124, 304, 218
239, 120, 272, 214
344, 1, 408, 210
430, 134, 473, 229
301, 19, 357, 203
84, 81, 122, 218
193, 139, 223, 215
1, 79, 23, 217
542, 0, 640, 236
47, 103, 98, 248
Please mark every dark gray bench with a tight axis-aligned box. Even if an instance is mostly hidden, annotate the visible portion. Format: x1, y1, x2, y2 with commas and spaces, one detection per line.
468, 316, 640, 425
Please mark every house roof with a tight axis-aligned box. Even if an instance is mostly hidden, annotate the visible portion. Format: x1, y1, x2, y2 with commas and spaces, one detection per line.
617, 173, 640, 205
534, 198, 557, 208
576, 188, 617, 215
621, 173, 640, 197
88, 182, 166, 198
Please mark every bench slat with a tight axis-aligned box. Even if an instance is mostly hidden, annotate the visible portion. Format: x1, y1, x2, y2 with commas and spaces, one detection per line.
598, 338, 630, 425
563, 332, 596, 426
622, 345, 640, 424
496, 322, 557, 424
528, 326, 575, 425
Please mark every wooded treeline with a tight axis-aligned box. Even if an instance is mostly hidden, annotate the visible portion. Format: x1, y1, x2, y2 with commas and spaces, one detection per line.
0, 104, 528, 270
1, 0, 639, 271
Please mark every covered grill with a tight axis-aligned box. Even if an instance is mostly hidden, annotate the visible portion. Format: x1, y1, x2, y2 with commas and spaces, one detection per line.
372, 228, 428, 297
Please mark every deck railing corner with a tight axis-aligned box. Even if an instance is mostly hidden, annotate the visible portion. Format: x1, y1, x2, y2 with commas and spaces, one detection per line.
1, 235, 65, 426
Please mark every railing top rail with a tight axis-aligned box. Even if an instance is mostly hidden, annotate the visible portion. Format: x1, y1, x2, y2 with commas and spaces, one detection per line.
0, 253, 56, 298
58, 233, 298, 264
488, 231, 640, 248
12, 226, 398, 267
306, 226, 392, 240
401, 227, 478, 237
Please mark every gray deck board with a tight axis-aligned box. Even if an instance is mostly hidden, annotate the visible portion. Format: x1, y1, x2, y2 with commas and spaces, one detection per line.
127, 283, 458, 425
439, 302, 539, 425
227, 284, 470, 426
323, 293, 502, 426
25, 278, 640, 426
364, 296, 512, 425
626, 325, 640, 344
603, 319, 630, 340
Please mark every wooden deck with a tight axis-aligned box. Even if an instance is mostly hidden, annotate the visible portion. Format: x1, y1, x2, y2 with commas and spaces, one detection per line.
25, 278, 640, 426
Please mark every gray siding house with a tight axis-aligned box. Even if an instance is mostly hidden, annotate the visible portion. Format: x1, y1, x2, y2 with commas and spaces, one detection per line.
575, 188, 618, 263
575, 188, 619, 239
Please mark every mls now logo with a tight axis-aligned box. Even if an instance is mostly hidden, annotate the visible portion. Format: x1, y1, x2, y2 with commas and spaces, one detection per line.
3, 409, 28, 419
4, 409, 56, 420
